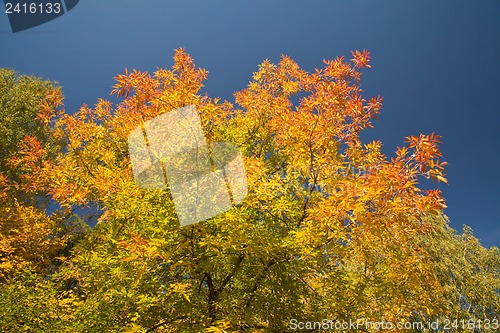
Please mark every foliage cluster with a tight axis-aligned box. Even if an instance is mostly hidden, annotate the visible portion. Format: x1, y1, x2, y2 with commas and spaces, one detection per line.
0, 51, 499, 332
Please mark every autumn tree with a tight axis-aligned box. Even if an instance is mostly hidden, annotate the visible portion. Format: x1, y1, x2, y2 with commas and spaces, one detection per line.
0, 68, 59, 172
0, 70, 83, 331
0, 50, 498, 332
0, 69, 73, 282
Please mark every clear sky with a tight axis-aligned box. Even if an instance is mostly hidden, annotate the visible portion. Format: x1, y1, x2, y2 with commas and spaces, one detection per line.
1, 0, 499, 247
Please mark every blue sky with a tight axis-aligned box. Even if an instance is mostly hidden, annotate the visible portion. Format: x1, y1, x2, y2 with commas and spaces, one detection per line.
1, 0, 499, 247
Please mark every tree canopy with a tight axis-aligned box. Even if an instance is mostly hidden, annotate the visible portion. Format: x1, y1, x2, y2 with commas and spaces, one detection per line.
0, 50, 499, 332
